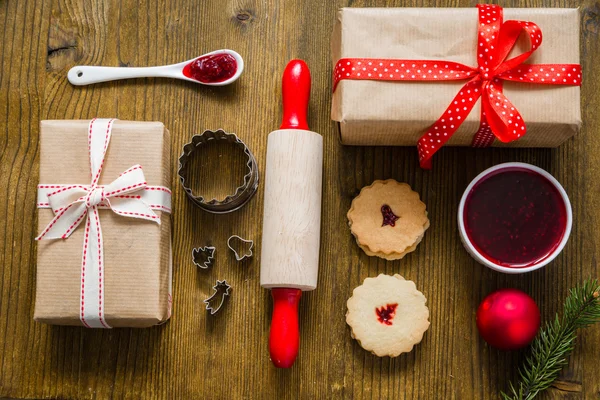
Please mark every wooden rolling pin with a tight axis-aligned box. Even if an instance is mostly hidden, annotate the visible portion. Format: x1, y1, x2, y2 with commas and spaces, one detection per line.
260, 60, 323, 368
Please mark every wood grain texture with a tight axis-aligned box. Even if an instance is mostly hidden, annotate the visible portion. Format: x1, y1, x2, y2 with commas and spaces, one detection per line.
0, 0, 599, 398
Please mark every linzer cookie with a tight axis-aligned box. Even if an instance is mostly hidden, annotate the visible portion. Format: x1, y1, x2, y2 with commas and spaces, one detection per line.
347, 180, 429, 260
346, 274, 430, 357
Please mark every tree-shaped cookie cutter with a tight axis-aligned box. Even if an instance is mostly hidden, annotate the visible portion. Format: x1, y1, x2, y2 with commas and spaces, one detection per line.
192, 246, 216, 269
227, 235, 254, 261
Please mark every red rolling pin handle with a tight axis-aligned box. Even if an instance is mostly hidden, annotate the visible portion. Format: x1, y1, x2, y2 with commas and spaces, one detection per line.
280, 59, 311, 130
269, 59, 311, 368
269, 288, 302, 368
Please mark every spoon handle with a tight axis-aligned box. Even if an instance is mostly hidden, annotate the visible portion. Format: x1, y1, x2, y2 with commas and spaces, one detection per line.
67, 65, 177, 86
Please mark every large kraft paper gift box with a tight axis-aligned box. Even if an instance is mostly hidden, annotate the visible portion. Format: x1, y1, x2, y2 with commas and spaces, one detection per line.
331, 7, 581, 148
35, 120, 172, 328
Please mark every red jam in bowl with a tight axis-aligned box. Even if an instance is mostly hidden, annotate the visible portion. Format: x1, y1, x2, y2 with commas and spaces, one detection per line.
183, 53, 237, 83
463, 168, 567, 268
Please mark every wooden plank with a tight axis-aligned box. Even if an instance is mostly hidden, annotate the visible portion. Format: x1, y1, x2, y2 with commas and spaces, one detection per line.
0, 0, 598, 398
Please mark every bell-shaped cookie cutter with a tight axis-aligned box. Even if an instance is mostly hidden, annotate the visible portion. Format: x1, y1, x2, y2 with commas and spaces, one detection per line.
178, 129, 259, 213
227, 235, 254, 261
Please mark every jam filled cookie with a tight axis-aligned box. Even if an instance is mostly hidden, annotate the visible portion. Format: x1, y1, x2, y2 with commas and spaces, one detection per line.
347, 180, 429, 260
346, 274, 430, 357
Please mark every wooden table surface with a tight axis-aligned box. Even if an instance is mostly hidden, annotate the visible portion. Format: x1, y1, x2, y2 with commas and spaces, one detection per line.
1, 0, 599, 398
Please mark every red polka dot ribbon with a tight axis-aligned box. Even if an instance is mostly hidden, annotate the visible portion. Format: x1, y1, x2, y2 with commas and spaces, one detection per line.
332, 4, 582, 169
35, 118, 172, 328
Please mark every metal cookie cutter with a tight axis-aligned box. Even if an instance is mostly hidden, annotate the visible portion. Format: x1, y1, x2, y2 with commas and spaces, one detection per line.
192, 246, 215, 269
178, 129, 259, 213
227, 235, 254, 261
204, 280, 232, 315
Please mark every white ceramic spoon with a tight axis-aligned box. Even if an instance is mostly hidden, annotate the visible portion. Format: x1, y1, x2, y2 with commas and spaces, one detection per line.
67, 49, 244, 86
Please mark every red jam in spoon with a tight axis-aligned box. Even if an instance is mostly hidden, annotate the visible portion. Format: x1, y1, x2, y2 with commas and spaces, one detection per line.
183, 53, 237, 83
463, 167, 567, 268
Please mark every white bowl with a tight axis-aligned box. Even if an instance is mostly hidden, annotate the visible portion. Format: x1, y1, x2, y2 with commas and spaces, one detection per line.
458, 162, 572, 274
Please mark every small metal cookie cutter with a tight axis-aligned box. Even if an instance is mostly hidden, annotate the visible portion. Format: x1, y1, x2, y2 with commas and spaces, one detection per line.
227, 235, 254, 261
178, 129, 259, 213
204, 280, 232, 315
192, 246, 215, 269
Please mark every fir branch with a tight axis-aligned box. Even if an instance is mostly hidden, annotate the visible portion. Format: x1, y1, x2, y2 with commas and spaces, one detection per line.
501, 279, 600, 400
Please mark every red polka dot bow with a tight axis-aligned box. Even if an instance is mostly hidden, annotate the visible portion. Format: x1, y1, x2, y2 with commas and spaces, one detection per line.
332, 4, 582, 169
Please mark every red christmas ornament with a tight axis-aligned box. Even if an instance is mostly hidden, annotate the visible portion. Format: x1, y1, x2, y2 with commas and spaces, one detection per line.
476, 288, 541, 350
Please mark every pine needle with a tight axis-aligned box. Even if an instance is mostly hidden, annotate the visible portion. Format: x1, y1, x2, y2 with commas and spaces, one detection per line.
501, 279, 600, 400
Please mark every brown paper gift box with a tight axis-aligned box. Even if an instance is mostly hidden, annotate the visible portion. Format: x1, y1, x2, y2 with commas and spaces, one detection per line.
35, 120, 172, 328
331, 7, 581, 147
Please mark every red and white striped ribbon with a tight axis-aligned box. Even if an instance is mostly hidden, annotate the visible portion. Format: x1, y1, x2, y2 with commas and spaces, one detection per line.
35, 118, 171, 328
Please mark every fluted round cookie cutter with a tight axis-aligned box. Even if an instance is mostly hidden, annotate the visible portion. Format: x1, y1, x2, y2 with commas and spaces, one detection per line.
178, 129, 259, 213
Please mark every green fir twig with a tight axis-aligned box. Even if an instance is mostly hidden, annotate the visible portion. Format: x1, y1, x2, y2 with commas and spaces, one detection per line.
501, 279, 600, 400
